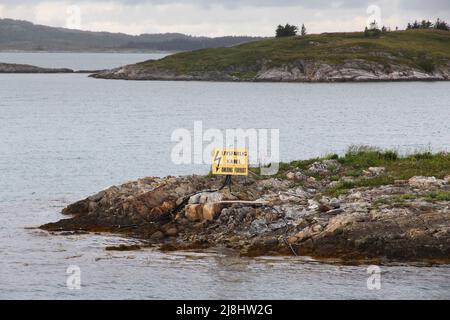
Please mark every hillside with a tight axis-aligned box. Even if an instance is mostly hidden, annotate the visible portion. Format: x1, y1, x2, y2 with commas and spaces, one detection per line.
0, 18, 262, 52
92, 29, 450, 81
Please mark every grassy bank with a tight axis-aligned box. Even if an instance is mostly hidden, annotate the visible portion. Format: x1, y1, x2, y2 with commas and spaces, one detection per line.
265, 145, 450, 196
138, 29, 450, 77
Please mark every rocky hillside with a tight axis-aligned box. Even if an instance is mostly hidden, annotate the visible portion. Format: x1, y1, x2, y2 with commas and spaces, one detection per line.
41, 147, 450, 264
92, 29, 450, 81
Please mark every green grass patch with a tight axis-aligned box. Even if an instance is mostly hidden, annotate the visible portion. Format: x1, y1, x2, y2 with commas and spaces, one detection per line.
374, 193, 419, 206
229, 71, 258, 80
339, 145, 398, 168
425, 191, 450, 201
136, 29, 450, 77
323, 146, 450, 195
374, 191, 450, 206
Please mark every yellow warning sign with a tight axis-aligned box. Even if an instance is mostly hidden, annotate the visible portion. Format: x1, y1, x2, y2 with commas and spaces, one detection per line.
212, 148, 249, 176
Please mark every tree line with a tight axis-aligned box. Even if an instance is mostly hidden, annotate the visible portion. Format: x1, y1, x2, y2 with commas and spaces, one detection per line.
276, 24, 307, 37
406, 18, 449, 31
275, 17, 449, 39
363, 18, 449, 37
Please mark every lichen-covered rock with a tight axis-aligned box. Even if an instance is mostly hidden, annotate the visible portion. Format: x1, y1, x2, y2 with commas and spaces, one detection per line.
368, 167, 385, 176
308, 160, 341, 174
408, 176, 444, 188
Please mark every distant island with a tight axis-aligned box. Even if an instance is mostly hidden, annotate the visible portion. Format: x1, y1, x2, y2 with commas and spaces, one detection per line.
0, 62, 102, 73
0, 18, 263, 52
92, 29, 450, 82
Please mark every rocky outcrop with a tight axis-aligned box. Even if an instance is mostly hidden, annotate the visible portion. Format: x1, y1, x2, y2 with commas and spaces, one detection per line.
91, 58, 450, 82
0, 62, 74, 73
255, 59, 450, 82
41, 161, 450, 264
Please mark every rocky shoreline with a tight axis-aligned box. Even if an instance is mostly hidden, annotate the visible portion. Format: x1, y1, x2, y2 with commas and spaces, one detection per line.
41, 151, 450, 264
91, 59, 450, 82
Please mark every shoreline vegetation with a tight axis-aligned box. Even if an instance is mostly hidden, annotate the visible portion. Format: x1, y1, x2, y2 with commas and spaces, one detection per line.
91, 29, 450, 82
41, 146, 450, 265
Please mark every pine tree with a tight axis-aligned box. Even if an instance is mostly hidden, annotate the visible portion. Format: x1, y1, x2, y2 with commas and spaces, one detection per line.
364, 26, 369, 36
435, 18, 450, 30
300, 24, 307, 36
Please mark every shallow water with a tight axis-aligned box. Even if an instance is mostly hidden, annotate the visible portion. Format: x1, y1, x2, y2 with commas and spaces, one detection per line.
0, 53, 449, 299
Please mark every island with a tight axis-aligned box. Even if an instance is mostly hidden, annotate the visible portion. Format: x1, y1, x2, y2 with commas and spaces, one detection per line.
0, 62, 105, 74
91, 29, 450, 82
0, 62, 74, 73
41, 147, 450, 264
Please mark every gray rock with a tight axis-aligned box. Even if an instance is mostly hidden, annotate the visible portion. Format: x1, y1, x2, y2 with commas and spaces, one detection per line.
250, 218, 269, 235
268, 221, 286, 231
368, 167, 385, 175
408, 176, 444, 188
283, 206, 308, 220
329, 198, 341, 209
308, 159, 341, 173
188, 193, 202, 204
307, 199, 319, 210
196, 192, 224, 204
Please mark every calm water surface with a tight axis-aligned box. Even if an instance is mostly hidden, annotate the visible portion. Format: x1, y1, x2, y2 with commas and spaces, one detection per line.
0, 53, 449, 299
0, 52, 169, 70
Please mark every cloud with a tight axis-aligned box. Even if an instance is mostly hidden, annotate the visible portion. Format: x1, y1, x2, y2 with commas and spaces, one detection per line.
0, 0, 449, 36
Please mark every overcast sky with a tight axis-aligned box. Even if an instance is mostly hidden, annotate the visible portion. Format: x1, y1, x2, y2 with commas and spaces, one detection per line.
0, 0, 448, 36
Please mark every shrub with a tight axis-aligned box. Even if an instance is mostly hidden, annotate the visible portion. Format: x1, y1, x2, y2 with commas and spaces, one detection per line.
276, 24, 298, 37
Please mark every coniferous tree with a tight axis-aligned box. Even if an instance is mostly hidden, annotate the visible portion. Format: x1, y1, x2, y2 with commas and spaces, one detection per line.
435, 18, 450, 30
300, 24, 307, 36
275, 24, 298, 37
364, 20, 381, 37
405, 18, 449, 31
